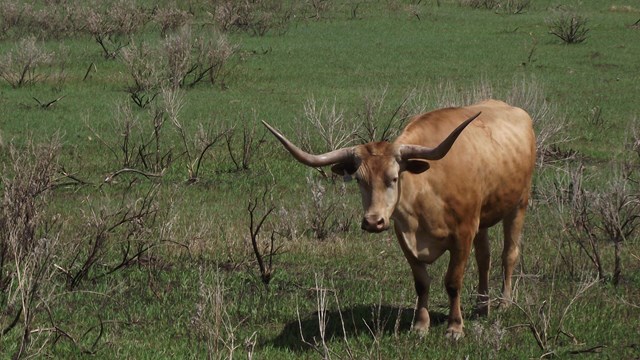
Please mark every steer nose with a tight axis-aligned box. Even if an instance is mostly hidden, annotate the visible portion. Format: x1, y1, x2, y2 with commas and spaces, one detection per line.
361, 215, 387, 233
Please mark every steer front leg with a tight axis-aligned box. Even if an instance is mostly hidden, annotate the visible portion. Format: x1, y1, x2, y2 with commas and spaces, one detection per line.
409, 260, 431, 333
395, 225, 433, 333
444, 243, 471, 340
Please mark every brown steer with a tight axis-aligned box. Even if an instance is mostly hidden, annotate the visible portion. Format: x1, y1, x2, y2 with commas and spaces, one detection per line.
263, 99, 536, 339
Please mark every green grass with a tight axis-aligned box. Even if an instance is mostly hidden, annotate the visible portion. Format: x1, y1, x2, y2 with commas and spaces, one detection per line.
1, 0, 640, 358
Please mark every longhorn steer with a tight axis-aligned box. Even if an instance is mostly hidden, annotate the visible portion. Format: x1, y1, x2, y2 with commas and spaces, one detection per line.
263, 99, 536, 339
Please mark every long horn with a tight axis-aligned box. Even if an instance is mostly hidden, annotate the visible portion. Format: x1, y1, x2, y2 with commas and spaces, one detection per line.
262, 121, 355, 167
399, 112, 481, 160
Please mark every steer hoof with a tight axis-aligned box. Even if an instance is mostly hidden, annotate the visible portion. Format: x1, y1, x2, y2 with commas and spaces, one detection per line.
412, 322, 430, 335
497, 298, 512, 310
412, 308, 430, 334
473, 304, 489, 318
444, 328, 464, 341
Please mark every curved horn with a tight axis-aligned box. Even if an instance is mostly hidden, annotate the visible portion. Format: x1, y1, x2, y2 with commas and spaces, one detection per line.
400, 112, 481, 160
262, 121, 355, 167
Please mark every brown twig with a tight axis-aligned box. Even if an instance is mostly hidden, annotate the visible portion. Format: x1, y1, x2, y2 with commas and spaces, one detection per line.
32, 95, 65, 109
247, 188, 276, 285
569, 345, 606, 354
104, 168, 163, 183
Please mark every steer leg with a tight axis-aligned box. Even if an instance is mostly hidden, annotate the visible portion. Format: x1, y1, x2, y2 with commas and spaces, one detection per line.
394, 226, 432, 333
409, 260, 431, 333
500, 203, 526, 308
444, 238, 472, 340
473, 228, 491, 316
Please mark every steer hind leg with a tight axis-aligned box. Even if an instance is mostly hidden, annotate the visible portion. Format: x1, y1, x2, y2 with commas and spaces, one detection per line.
500, 203, 527, 308
473, 228, 490, 316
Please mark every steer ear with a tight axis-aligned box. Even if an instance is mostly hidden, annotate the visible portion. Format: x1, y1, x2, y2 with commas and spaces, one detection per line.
403, 159, 430, 174
331, 162, 357, 179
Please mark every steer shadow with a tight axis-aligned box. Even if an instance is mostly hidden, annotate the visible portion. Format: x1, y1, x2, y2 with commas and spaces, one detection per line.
270, 304, 447, 352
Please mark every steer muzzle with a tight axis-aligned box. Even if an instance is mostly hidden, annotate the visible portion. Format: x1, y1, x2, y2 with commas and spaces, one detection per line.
361, 214, 389, 233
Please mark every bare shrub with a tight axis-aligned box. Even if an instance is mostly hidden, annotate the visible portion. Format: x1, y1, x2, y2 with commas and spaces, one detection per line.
304, 176, 354, 240
246, 187, 282, 285
206, 32, 239, 87
507, 272, 599, 355
212, 0, 294, 36
0, 138, 62, 357
460, 0, 533, 14
0, 1, 84, 40
459, 0, 530, 13
500, 0, 531, 14
549, 161, 640, 285
27, 2, 84, 40
153, 5, 192, 36
506, 77, 570, 166
163, 27, 238, 89
458, 0, 500, 10
306, 0, 332, 20
120, 41, 161, 108
547, 8, 589, 44
121, 28, 238, 100
84, 1, 149, 59
163, 27, 192, 89
299, 97, 360, 155
59, 185, 161, 290
88, 100, 171, 181
630, 120, 640, 158
0, 36, 54, 88
356, 87, 411, 143
224, 117, 266, 172
592, 173, 640, 285
0, 1, 30, 38
163, 87, 227, 182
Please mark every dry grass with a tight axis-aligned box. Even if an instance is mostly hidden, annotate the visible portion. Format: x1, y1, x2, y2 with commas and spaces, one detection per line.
0, 138, 62, 358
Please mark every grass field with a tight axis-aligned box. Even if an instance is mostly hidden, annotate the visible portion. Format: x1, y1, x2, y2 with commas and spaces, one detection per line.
1, 0, 640, 358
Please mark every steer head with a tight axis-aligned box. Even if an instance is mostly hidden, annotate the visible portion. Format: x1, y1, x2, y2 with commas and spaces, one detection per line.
262, 112, 480, 233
